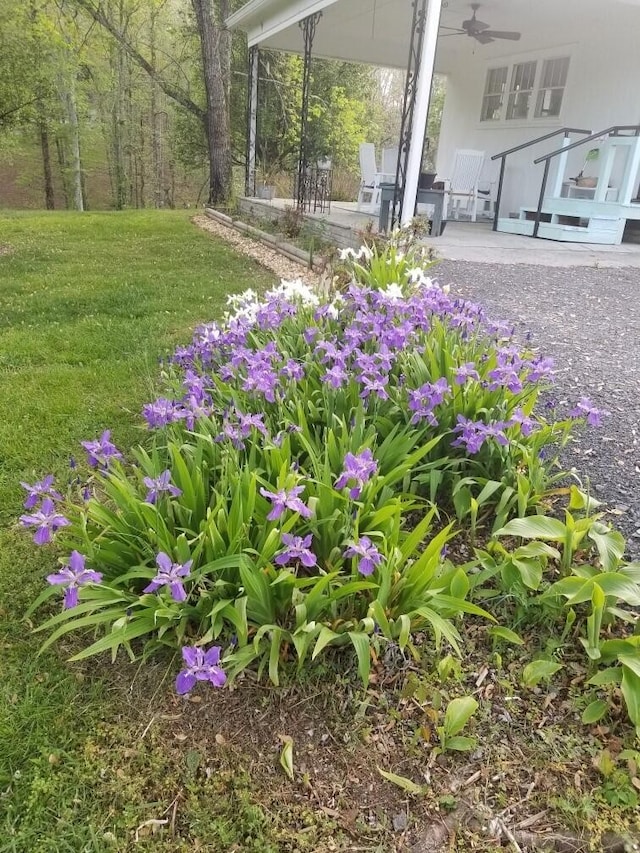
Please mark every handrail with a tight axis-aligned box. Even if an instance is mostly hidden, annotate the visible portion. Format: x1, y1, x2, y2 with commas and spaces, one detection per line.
491, 127, 591, 231
533, 125, 640, 164
491, 127, 591, 162
531, 124, 640, 237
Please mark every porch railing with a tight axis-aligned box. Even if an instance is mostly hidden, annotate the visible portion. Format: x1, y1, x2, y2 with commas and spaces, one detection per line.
530, 125, 640, 237
490, 127, 591, 231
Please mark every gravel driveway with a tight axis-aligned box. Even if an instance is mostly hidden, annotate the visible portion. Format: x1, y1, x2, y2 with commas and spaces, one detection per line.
435, 260, 640, 556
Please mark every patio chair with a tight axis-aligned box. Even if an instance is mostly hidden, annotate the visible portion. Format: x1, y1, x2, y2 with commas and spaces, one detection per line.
441, 149, 486, 221
381, 146, 399, 178
356, 143, 396, 212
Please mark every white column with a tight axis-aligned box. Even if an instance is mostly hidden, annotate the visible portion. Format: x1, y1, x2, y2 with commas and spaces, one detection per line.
401, 0, 443, 227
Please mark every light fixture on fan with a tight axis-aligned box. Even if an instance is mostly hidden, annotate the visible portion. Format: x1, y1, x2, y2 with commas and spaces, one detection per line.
440, 3, 521, 44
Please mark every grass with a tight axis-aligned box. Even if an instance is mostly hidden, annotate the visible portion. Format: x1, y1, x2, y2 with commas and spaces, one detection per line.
0, 210, 280, 851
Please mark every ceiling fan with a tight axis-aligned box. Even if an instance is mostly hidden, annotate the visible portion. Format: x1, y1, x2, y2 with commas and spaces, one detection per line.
440, 3, 521, 45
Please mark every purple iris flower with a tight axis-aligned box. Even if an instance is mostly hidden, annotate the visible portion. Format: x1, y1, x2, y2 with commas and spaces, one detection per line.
144, 552, 192, 602
407, 377, 449, 425
143, 470, 182, 504
142, 398, 186, 429
237, 411, 269, 437
275, 533, 317, 568
242, 367, 280, 403
526, 356, 555, 383
81, 430, 123, 468
322, 364, 349, 389
334, 449, 378, 499
46, 550, 102, 609
20, 498, 70, 545
487, 366, 523, 394
176, 645, 226, 695
259, 485, 312, 521
280, 360, 305, 381
344, 536, 382, 576
359, 374, 390, 400
451, 416, 487, 455
482, 421, 510, 447
508, 407, 536, 437
20, 474, 62, 509
569, 397, 609, 427
454, 362, 480, 385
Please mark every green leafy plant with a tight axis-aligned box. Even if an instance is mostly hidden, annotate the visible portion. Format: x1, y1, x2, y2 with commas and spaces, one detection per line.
436, 696, 479, 753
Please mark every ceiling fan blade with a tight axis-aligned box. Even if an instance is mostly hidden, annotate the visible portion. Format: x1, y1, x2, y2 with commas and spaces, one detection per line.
482, 29, 521, 40
439, 32, 466, 37
472, 31, 495, 44
439, 25, 466, 31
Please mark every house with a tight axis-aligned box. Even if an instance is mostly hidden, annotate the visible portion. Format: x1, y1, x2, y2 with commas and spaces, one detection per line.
227, 0, 640, 246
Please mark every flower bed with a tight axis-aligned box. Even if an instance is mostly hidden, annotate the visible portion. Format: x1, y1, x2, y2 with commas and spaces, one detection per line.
21, 236, 640, 737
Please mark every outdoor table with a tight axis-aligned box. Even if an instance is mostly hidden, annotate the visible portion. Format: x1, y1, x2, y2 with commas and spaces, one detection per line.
378, 183, 445, 235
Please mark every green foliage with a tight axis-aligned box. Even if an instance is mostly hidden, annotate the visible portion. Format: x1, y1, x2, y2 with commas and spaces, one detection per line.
475, 501, 640, 733
436, 696, 478, 753
521, 659, 563, 688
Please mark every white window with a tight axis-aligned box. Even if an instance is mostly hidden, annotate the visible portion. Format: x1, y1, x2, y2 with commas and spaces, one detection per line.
480, 55, 571, 123
506, 61, 537, 120
535, 56, 570, 118
480, 66, 508, 122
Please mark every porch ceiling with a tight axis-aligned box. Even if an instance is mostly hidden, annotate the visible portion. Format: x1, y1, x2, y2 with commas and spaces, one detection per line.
228, 0, 640, 72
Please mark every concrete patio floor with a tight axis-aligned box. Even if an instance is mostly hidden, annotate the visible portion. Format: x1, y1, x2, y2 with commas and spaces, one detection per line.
250, 197, 640, 268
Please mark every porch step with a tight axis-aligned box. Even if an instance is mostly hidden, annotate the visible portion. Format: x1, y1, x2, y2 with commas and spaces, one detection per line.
497, 216, 626, 244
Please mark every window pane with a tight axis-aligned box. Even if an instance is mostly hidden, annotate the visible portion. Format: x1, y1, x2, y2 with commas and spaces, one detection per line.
541, 56, 569, 89
481, 66, 507, 121
507, 91, 531, 120
535, 57, 570, 117
506, 61, 537, 120
485, 66, 507, 95
511, 61, 537, 92
481, 94, 503, 121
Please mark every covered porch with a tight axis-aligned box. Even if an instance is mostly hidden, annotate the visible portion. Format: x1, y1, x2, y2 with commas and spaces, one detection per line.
235, 195, 640, 266
229, 0, 640, 246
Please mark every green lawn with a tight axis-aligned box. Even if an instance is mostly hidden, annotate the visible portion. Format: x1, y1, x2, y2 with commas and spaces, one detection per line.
0, 211, 279, 851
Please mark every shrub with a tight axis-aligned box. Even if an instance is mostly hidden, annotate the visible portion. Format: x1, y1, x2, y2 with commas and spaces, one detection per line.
22, 239, 616, 703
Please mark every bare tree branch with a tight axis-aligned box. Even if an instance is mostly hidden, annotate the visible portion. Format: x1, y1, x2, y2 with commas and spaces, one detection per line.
71, 0, 206, 121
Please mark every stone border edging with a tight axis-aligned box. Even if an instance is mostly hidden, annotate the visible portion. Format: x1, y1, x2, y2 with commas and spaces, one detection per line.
204, 207, 324, 272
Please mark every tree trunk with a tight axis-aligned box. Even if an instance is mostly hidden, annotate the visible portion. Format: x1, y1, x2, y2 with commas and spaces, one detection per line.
191, 0, 232, 205
149, 6, 163, 208
111, 9, 127, 210
37, 105, 55, 210
63, 77, 84, 211
55, 135, 70, 208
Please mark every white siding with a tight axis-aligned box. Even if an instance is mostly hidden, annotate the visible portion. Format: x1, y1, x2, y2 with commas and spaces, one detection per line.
436, 23, 640, 216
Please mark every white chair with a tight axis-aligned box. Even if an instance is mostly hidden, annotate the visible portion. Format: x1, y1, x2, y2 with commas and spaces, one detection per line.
442, 149, 486, 221
381, 146, 399, 177
356, 143, 396, 212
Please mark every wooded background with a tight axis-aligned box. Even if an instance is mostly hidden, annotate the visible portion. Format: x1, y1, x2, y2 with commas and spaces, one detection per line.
0, 0, 444, 210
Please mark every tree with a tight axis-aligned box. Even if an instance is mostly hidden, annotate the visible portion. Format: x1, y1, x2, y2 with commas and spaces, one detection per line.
71, 0, 233, 205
